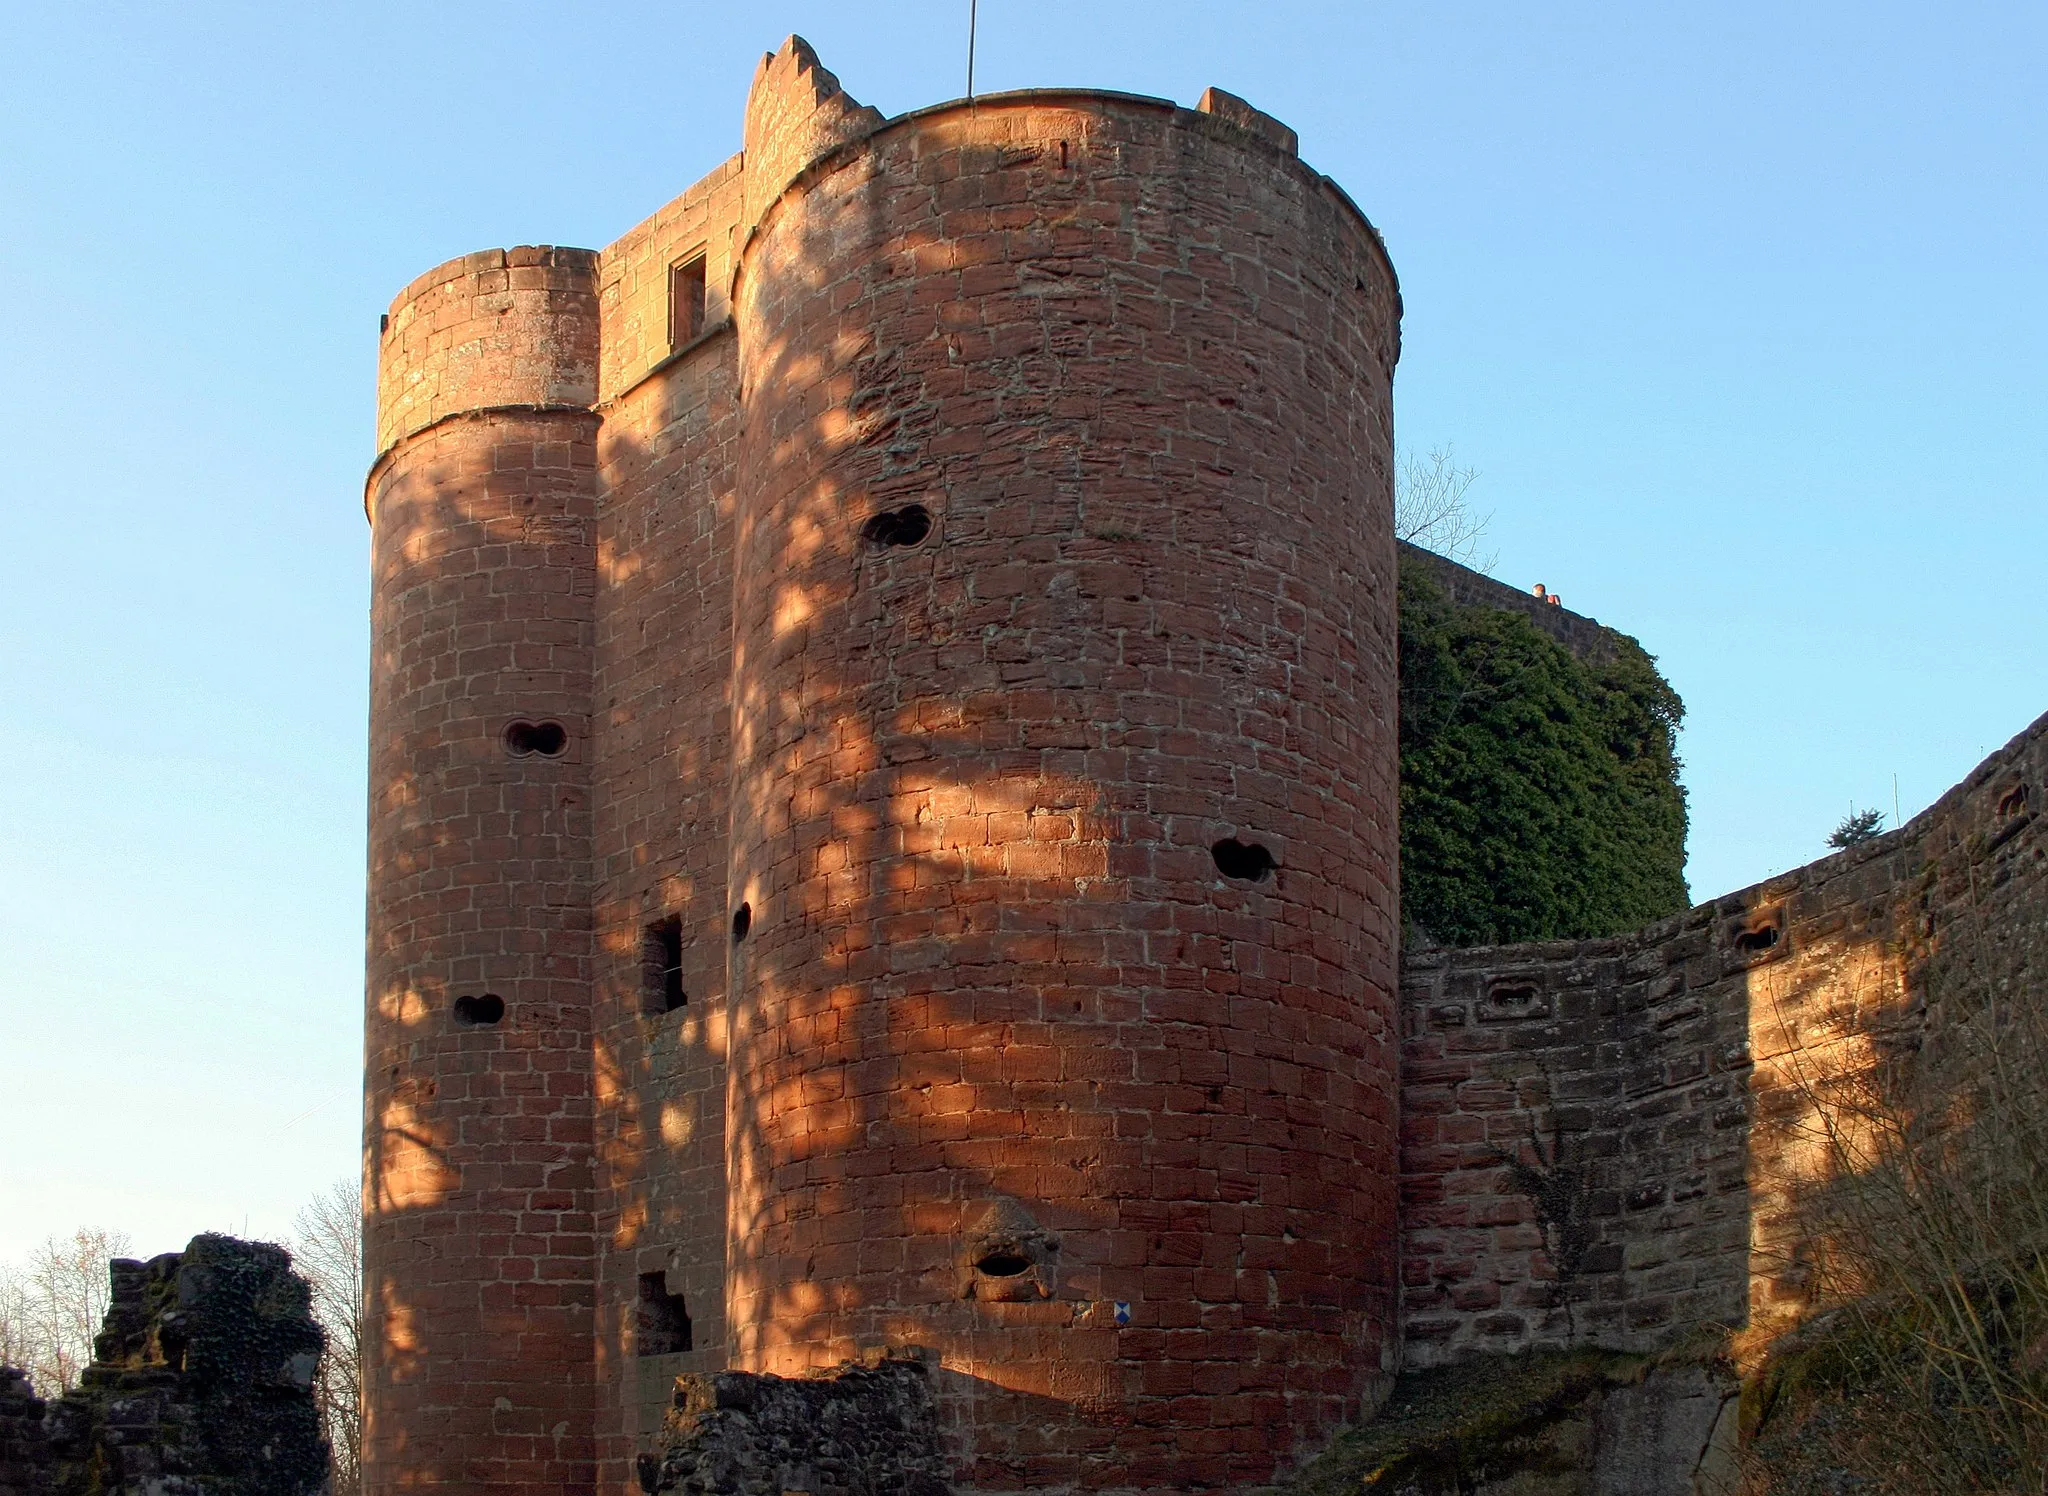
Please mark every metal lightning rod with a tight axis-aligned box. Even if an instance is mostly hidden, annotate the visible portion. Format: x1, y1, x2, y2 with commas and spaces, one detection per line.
967, 0, 978, 102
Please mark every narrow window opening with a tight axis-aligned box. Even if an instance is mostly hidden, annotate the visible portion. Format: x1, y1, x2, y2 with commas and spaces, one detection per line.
860, 504, 933, 550
643, 916, 686, 1015
1211, 838, 1276, 882
504, 720, 568, 757
453, 993, 505, 1027
731, 902, 752, 942
635, 1272, 693, 1355
974, 1250, 1032, 1279
1487, 984, 1539, 1009
669, 255, 707, 350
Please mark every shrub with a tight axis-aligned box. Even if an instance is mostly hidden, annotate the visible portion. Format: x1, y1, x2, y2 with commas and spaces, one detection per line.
1397, 562, 1689, 947
1826, 807, 1887, 849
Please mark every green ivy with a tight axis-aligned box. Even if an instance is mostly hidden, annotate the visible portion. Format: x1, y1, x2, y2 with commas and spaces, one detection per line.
1398, 562, 1689, 947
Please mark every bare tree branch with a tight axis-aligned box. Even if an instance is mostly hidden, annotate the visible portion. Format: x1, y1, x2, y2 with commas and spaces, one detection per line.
293, 1179, 362, 1495
2, 1227, 133, 1397
1395, 444, 1494, 572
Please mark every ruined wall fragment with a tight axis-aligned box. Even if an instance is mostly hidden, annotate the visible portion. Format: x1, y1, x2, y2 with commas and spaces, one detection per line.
643, 1360, 950, 1496
0, 1235, 327, 1496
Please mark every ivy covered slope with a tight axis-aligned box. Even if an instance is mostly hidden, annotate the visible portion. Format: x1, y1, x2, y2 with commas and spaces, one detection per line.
1397, 550, 1689, 947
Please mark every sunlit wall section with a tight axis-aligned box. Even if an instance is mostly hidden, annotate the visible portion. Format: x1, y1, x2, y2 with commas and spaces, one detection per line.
363, 246, 601, 1496
587, 153, 750, 1483
724, 62, 1403, 1492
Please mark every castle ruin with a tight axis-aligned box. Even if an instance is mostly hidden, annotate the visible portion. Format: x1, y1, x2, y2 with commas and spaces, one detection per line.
361, 36, 2047, 1496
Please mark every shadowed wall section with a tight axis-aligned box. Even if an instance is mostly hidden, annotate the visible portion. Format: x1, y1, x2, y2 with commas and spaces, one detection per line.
723, 84, 1402, 1492
364, 247, 601, 1496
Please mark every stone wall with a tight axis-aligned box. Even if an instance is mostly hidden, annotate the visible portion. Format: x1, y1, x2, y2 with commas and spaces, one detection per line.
363, 268, 603, 1491
595, 156, 743, 404
720, 60, 1401, 1494
644, 1359, 951, 1496
0, 1371, 51, 1496
590, 268, 744, 1471
1397, 708, 2047, 1367
366, 33, 1411, 1496
360, 27, 2048, 1495
1396, 542, 1628, 666
0, 1236, 327, 1496
374, 245, 600, 458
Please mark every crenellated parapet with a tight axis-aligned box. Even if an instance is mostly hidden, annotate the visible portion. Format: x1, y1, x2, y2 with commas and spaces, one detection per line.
740, 36, 884, 235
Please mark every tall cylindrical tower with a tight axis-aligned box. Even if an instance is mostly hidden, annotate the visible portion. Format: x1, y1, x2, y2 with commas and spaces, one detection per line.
725, 92, 1401, 1492
363, 246, 601, 1496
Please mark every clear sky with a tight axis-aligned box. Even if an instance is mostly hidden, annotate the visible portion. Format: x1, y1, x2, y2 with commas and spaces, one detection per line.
2, 1, 2041, 1263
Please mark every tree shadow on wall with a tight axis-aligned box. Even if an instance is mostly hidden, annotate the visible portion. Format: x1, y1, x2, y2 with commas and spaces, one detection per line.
372, 99, 1420, 1494
666, 114, 1403, 1491
1398, 719, 2046, 1493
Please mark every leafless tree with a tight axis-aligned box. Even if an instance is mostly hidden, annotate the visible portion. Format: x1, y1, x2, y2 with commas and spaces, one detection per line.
1395, 444, 1494, 571
0, 1227, 133, 1397
0, 1265, 35, 1379
293, 1179, 362, 1496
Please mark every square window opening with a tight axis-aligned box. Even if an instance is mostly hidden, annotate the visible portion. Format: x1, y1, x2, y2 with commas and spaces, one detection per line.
635, 1271, 692, 1356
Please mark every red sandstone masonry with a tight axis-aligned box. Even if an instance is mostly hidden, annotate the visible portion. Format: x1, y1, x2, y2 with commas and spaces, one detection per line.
723, 80, 1401, 1494
366, 37, 1404, 1496
588, 335, 745, 1471
377, 246, 600, 456
364, 37, 2048, 1494
364, 251, 601, 1496
596, 157, 745, 403
583, 117, 754, 1483
1397, 710, 2048, 1368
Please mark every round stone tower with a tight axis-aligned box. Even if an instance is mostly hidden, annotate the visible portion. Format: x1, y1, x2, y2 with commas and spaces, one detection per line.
723, 77, 1402, 1491
362, 246, 601, 1496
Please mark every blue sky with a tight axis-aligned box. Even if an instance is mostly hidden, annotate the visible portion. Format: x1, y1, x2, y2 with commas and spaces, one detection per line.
2, 1, 2041, 1261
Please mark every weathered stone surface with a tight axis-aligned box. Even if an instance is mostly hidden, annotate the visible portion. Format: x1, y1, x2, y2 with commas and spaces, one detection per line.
366, 33, 1404, 1496
0, 1370, 52, 1496
643, 1360, 951, 1496
1591, 1367, 1738, 1496
1285, 1349, 1737, 1496
1398, 708, 2048, 1368
354, 23, 2048, 1496
0, 1235, 327, 1496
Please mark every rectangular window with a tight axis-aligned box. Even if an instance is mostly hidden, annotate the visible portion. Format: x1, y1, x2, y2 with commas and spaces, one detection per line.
635, 1271, 692, 1355
644, 915, 685, 1015
668, 254, 707, 350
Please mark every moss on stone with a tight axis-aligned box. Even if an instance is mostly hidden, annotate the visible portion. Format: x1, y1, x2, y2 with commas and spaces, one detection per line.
1284, 1347, 1649, 1493
1740, 1282, 2045, 1495
44, 1235, 328, 1496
